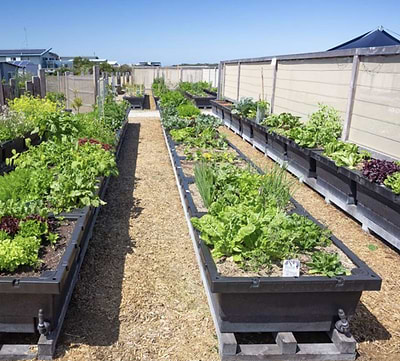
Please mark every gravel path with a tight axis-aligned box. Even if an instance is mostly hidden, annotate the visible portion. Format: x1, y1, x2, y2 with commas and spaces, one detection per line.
220, 127, 400, 361
55, 114, 218, 361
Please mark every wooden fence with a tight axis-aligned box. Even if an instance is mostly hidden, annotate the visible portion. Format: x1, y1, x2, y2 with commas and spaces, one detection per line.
218, 46, 400, 159
0, 69, 46, 106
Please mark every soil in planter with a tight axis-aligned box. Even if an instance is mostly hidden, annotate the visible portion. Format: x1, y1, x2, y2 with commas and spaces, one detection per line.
188, 183, 207, 213
215, 239, 356, 278
0, 219, 76, 278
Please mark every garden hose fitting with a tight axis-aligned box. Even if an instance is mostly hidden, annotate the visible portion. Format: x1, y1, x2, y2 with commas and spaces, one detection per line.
37, 309, 51, 335
335, 308, 350, 335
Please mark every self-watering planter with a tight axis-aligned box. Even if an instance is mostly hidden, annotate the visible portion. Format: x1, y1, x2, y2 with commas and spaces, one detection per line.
1, 137, 25, 162
204, 89, 217, 97
210, 100, 233, 128
0, 211, 90, 334
349, 172, 400, 237
313, 151, 357, 205
184, 91, 215, 109
123, 95, 145, 109
162, 126, 381, 336
252, 122, 269, 153
285, 140, 317, 179
230, 114, 242, 135
267, 131, 288, 162
240, 117, 253, 143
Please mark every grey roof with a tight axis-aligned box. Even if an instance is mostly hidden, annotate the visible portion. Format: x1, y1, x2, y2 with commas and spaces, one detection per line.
0, 48, 51, 56
0, 61, 21, 68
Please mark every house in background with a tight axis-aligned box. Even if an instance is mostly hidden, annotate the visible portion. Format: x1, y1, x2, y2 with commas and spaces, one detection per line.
0, 62, 20, 82
0, 48, 60, 69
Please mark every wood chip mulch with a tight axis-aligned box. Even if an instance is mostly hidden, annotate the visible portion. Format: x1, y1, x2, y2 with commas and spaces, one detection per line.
220, 126, 400, 361
55, 116, 218, 361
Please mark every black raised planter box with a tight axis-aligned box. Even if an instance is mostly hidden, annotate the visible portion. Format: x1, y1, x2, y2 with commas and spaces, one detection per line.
123, 95, 145, 109
163, 127, 381, 335
240, 117, 253, 143
204, 89, 217, 97
184, 91, 215, 109
268, 131, 289, 161
252, 122, 269, 153
313, 151, 357, 205
344, 169, 400, 237
0, 210, 90, 333
210, 99, 233, 128
286, 140, 317, 178
230, 114, 242, 135
0, 111, 128, 357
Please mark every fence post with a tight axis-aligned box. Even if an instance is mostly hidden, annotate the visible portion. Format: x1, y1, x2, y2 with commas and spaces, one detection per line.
270, 58, 278, 114
57, 71, 60, 92
93, 65, 100, 104
236, 62, 241, 101
32, 76, 41, 97
9, 78, 16, 99
65, 72, 69, 109
26, 80, 34, 95
217, 62, 223, 100
0, 84, 4, 106
38, 69, 46, 98
342, 54, 360, 141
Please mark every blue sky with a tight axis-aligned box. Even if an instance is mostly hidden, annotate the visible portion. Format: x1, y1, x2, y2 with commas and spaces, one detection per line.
2, 0, 400, 65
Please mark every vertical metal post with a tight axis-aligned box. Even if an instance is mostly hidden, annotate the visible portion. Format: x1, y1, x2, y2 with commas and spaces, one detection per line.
65, 72, 69, 109
57, 71, 60, 92
270, 58, 278, 114
342, 54, 360, 141
236, 61, 241, 101
93, 65, 100, 104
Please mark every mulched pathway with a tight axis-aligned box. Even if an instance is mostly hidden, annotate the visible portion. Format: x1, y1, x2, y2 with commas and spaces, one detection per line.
55, 115, 218, 361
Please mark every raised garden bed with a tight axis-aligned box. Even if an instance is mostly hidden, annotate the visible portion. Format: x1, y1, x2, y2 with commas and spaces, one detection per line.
123, 95, 145, 109
0, 107, 128, 359
204, 89, 217, 97
286, 140, 317, 179
162, 120, 381, 335
184, 91, 215, 109
210, 99, 233, 128
313, 151, 357, 205
240, 117, 253, 143
267, 131, 288, 162
230, 114, 242, 135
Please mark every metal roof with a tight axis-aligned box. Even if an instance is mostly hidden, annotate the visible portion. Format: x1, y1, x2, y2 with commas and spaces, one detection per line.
329, 28, 400, 50
0, 48, 52, 56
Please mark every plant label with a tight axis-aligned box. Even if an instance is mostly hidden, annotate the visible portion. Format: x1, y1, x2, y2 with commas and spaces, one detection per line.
282, 259, 300, 277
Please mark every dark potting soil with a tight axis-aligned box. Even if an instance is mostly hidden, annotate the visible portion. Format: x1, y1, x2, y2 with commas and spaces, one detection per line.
0, 219, 77, 278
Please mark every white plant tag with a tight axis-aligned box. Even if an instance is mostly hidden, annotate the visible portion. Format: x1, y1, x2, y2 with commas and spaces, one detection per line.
282, 259, 300, 277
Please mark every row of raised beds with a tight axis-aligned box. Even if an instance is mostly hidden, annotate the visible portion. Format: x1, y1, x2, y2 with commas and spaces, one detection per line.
211, 98, 400, 251
158, 89, 381, 359
0, 92, 129, 358
177, 81, 217, 108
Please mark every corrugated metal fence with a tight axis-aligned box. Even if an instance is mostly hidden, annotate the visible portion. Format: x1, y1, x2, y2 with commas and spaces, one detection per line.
219, 46, 400, 159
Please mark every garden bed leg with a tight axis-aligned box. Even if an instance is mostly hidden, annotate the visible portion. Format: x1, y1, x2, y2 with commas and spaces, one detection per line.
273, 332, 297, 354
329, 329, 356, 354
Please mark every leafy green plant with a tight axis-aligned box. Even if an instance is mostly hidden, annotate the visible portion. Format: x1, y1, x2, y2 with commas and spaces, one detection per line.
307, 252, 349, 277
384, 171, 400, 194
287, 104, 343, 148
323, 140, 371, 168
72, 97, 83, 114
177, 103, 201, 118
